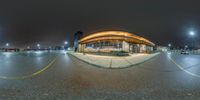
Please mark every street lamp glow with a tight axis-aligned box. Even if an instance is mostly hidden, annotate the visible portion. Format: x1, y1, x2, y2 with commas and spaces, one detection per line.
189, 31, 195, 36
6, 43, 9, 47
168, 43, 171, 47
37, 44, 41, 49
185, 45, 188, 49
37, 44, 40, 47
64, 41, 68, 45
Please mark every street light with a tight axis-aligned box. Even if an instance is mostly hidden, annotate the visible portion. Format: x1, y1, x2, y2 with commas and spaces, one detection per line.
37, 44, 40, 49
189, 31, 195, 36
185, 45, 188, 49
6, 43, 9, 47
64, 41, 68, 45
64, 41, 68, 50
189, 31, 196, 49
168, 43, 171, 47
168, 43, 171, 51
27, 46, 30, 49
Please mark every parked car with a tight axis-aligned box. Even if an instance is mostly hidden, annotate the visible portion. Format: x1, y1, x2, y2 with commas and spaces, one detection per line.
181, 50, 189, 55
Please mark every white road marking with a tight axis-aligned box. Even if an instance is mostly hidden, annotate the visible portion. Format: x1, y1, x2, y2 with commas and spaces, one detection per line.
168, 55, 200, 78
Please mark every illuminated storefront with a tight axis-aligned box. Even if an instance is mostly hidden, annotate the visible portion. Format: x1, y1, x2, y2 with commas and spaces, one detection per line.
78, 31, 155, 53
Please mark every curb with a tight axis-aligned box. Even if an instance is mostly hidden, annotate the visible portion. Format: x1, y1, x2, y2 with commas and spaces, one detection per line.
67, 52, 160, 69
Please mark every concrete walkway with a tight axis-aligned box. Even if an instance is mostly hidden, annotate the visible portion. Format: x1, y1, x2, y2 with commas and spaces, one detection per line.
68, 52, 160, 68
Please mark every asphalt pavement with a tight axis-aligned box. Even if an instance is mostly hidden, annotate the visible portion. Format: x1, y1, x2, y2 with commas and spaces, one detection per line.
0, 51, 200, 100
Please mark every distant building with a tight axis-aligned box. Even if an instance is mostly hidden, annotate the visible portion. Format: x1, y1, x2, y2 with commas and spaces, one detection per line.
78, 31, 155, 53
157, 46, 168, 52
74, 31, 83, 52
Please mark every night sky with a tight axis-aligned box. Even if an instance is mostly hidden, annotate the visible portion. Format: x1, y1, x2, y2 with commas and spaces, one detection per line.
0, 0, 200, 48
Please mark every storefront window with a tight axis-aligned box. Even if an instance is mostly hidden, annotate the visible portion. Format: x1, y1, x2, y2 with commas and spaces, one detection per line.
85, 41, 122, 50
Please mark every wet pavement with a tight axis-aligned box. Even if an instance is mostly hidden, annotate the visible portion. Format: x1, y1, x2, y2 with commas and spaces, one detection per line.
1, 51, 200, 100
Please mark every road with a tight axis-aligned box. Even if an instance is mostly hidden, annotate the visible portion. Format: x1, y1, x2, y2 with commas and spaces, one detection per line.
0, 51, 200, 100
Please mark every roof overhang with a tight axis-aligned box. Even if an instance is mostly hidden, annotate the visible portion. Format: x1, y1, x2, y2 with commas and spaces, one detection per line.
79, 31, 155, 46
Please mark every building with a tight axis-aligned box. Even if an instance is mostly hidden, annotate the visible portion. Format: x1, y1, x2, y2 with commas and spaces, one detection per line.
73, 31, 83, 52
78, 31, 155, 53
157, 46, 168, 52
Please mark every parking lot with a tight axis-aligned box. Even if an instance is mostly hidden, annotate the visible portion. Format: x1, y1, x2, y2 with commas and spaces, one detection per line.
1, 51, 200, 100
0, 51, 58, 79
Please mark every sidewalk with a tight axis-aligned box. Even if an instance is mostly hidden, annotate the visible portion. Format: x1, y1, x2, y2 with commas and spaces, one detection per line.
68, 52, 160, 68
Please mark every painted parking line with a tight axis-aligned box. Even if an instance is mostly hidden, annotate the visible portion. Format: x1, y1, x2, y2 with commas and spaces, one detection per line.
167, 55, 200, 78
0, 57, 57, 80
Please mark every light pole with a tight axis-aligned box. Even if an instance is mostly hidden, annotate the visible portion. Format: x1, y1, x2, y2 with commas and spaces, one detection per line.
37, 44, 40, 49
168, 43, 171, 50
185, 45, 188, 50
64, 41, 68, 50
189, 31, 195, 49
64, 41, 68, 45
6, 43, 9, 47
5, 43, 10, 52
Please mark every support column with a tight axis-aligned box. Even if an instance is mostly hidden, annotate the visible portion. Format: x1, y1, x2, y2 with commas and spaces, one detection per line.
140, 44, 147, 53
122, 41, 129, 52
78, 44, 81, 52
78, 44, 86, 52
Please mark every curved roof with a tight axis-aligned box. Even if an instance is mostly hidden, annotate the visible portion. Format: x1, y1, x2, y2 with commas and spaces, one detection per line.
79, 31, 155, 46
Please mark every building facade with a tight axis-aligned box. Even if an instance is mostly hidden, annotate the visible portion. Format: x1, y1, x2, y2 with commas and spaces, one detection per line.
78, 31, 155, 53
